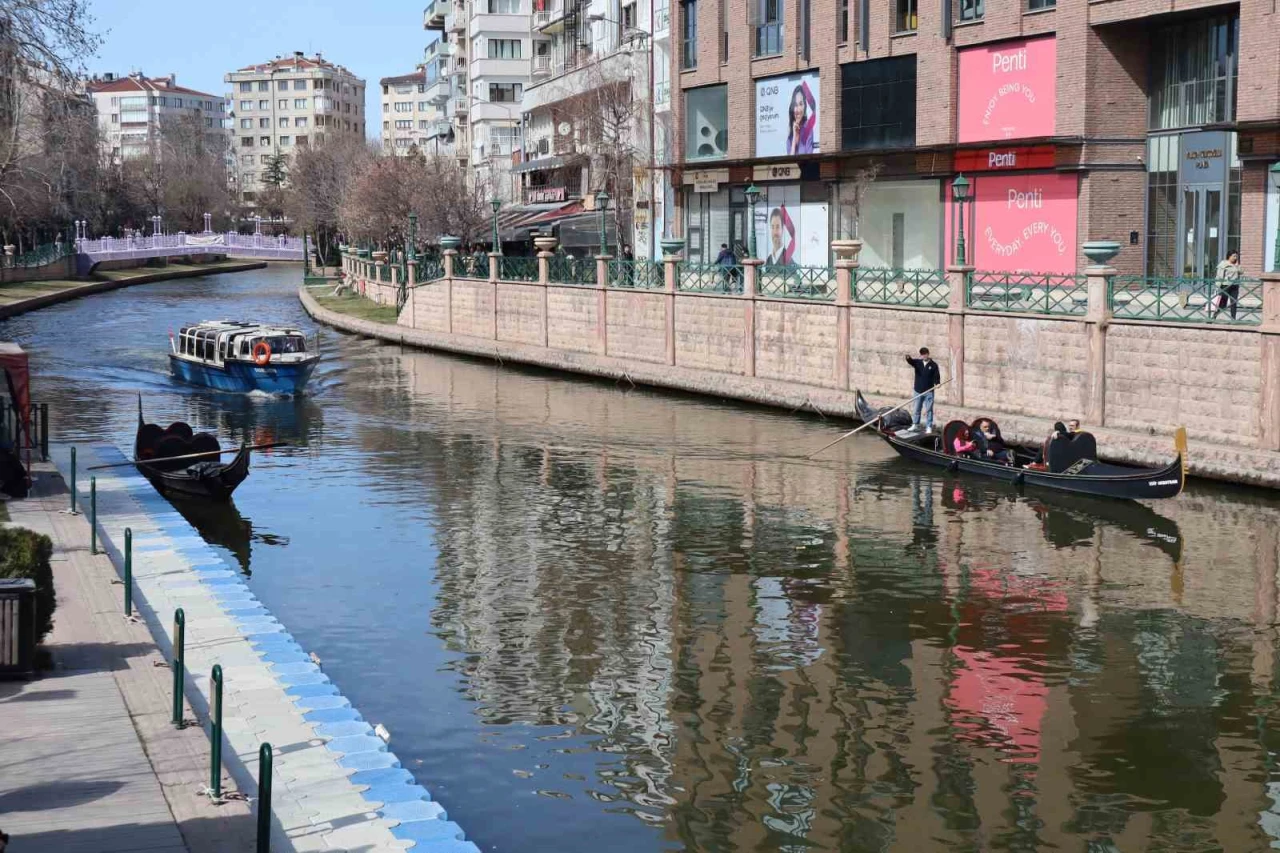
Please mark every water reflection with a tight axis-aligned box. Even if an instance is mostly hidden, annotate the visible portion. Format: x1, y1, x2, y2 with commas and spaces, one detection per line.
170, 497, 288, 575
6, 267, 1280, 851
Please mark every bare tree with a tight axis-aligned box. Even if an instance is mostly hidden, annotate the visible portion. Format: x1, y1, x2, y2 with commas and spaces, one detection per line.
337, 151, 488, 250
285, 133, 371, 264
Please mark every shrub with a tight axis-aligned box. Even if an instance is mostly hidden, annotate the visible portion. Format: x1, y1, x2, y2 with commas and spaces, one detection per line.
0, 526, 56, 642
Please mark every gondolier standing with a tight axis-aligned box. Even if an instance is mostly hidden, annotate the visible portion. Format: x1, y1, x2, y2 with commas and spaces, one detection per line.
904, 348, 941, 433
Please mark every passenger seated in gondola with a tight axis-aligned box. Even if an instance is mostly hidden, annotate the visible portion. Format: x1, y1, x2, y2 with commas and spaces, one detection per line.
952, 425, 978, 457
974, 419, 1010, 464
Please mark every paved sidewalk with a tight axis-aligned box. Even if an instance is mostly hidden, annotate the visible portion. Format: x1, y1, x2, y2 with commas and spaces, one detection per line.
0, 464, 255, 852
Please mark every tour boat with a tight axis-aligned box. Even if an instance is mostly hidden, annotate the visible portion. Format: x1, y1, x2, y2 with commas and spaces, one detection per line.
854, 391, 1187, 501
134, 398, 250, 502
170, 321, 318, 394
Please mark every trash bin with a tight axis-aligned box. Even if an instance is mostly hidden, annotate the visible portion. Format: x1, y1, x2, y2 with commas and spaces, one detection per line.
0, 578, 36, 679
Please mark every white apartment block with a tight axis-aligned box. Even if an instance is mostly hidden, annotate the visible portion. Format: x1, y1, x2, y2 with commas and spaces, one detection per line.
380, 54, 456, 157
85, 72, 227, 163
427, 0, 530, 203
518, 0, 674, 258
225, 52, 366, 204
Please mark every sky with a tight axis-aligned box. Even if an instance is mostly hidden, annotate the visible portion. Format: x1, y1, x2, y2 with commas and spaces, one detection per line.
83, 0, 439, 141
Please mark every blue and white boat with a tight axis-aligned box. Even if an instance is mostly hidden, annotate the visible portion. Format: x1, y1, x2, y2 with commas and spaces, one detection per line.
170, 321, 318, 394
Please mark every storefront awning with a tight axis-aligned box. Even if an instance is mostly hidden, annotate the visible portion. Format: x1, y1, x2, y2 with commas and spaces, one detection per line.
512, 155, 581, 174
501, 201, 585, 242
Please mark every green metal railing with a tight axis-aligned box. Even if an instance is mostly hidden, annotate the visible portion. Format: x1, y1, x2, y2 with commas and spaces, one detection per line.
607, 259, 664, 290
7, 241, 71, 268
456, 253, 491, 279
547, 254, 595, 285
499, 256, 539, 282
417, 257, 445, 282
677, 262, 741, 293
855, 268, 949, 308
967, 271, 1089, 316
1, 399, 49, 458
757, 265, 836, 301
1109, 275, 1263, 325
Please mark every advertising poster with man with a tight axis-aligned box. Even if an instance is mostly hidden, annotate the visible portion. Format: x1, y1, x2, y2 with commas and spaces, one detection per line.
753, 184, 830, 267
756, 72, 820, 158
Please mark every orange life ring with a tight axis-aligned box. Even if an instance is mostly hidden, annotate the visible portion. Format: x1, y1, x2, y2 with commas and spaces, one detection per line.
252, 341, 272, 366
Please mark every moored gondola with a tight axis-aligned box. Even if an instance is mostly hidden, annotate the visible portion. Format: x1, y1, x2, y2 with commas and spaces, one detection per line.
854, 390, 1186, 501
134, 397, 250, 502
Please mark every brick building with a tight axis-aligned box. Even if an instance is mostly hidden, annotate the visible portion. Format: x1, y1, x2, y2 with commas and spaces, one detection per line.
671, 0, 1280, 275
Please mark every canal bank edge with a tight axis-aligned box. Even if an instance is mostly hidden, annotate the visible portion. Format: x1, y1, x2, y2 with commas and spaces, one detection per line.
300, 285, 1280, 489
52, 444, 482, 853
0, 261, 268, 320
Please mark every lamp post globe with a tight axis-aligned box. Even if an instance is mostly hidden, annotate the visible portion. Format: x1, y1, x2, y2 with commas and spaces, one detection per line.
489, 197, 501, 255
596, 190, 610, 256
745, 184, 761, 260
951, 174, 971, 267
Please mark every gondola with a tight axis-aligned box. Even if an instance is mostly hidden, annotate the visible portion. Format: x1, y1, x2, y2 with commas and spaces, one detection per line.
854, 390, 1186, 501
134, 397, 250, 501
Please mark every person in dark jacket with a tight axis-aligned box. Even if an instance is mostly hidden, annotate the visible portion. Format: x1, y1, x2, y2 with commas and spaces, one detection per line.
904, 347, 941, 433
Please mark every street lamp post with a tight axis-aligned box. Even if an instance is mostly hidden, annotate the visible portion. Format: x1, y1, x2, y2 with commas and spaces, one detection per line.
596, 190, 610, 255
490, 197, 502, 255
745, 184, 761, 260
407, 212, 418, 263
1270, 162, 1280, 272
951, 174, 971, 267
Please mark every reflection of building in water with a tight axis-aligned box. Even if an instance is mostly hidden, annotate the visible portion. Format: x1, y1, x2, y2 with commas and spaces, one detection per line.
381, 348, 1280, 851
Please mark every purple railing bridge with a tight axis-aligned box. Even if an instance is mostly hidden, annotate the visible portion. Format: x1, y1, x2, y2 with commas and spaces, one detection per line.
76, 232, 308, 276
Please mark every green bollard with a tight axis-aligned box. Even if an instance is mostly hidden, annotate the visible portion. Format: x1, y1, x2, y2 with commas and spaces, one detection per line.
211, 664, 223, 797
257, 742, 273, 852
40, 403, 48, 461
90, 476, 97, 555
172, 609, 185, 727
69, 446, 76, 513
123, 527, 132, 617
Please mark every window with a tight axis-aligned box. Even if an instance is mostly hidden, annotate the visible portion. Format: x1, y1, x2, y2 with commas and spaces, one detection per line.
396, 137, 412, 147
755, 0, 782, 56
418, 101, 429, 111
280, 136, 291, 145
383, 102, 389, 113
278, 99, 288, 109
241, 137, 254, 147
489, 83, 522, 102
241, 154, 254, 165
295, 117, 308, 127
685, 84, 728, 160
840, 55, 917, 150
258, 81, 269, 91
260, 136, 271, 146
394, 101, 413, 112
279, 117, 290, 127
839, 0, 848, 42
417, 83, 426, 93
174, 97, 183, 107
240, 100, 253, 111
260, 154, 272, 164
240, 82, 252, 92
296, 135, 308, 146
383, 120, 391, 130
956, 0, 982, 22
111, 113, 118, 123
419, 119, 431, 129
259, 117, 270, 128
896, 0, 916, 32
1027, 0, 1054, 8
395, 84, 412, 94
622, 2, 636, 28
294, 79, 308, 90
258, 99, 269, 110
240, 118, 252, 128
396, 119, 413, 129
278, 79, 289, 90
488, 39, 522, 59
1149, 15, 1238, 131
682, 0, 698, 69
291, 98, 304, 110
488, 0, 519, 12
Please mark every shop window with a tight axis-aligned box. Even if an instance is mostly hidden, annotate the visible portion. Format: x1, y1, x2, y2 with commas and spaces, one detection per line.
755, 0, 783, 57
895, 0, 916, 33
686, 85, 728, 160
1149, 15, 1237, 131
840, 56, 916, 151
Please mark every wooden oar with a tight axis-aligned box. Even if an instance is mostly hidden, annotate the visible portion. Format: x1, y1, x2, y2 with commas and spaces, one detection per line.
807, 380, 952, 460
87, 442, 289, 470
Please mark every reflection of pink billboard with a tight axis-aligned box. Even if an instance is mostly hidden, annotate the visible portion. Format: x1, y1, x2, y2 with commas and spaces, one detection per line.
958, 36, 1057, 143
949, 172, 1078, 274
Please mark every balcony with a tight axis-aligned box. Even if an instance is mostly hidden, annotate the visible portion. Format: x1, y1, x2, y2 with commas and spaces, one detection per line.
472, 57, 529, 78
427, 118, 452, 137
532, 54, 552, 76
424, 39, 443, 62
449, 97, 469, 115
426, 77, 451, 106
445, 0, 468, 31
423, 0, 448, 29
535, 0, 566, 32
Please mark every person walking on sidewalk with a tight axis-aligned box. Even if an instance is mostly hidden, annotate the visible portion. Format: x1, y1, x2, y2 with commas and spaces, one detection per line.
1211, 251, 1242, 320
905, 348, 941, 433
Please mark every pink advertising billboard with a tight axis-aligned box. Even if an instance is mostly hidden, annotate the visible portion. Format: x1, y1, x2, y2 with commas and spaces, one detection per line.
957, 36, 1057, 143
948, 172, 1079, 274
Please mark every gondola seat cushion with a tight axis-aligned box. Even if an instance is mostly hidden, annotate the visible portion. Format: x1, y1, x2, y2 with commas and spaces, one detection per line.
154, 436, 190, 471
138, 423, 165, 454
190, 433, 221, 456
165, 421, 194, 441
1046, 431, 1098, 474
941, 421, 969, 457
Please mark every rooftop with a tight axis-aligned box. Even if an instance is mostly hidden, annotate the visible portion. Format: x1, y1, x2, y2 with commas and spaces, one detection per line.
380, 71, 426, 86
231, 51, 362, 80
85, 72, 222, 101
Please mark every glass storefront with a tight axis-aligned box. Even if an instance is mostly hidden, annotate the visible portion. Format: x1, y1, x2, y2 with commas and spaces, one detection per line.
831, 179, 941, 269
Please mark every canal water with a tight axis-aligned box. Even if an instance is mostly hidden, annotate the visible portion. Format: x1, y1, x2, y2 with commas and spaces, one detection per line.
8, 266, 1280, 851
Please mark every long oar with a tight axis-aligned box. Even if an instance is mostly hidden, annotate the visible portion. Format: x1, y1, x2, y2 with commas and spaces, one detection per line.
807, 380, 952, 460
87, 442, 289, 471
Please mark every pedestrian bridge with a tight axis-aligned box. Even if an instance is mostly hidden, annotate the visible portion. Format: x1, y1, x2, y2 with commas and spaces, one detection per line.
75, 233, 307, 275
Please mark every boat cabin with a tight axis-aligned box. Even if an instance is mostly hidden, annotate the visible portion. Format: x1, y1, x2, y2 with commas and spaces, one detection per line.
173, 321, 312, 367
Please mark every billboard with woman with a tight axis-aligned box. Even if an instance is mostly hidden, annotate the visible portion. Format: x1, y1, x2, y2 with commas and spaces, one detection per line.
756, 73, 820, 158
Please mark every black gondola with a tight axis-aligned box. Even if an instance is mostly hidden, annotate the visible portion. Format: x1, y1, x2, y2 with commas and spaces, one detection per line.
854, 390, 1187, 501
134, 397, 250, 502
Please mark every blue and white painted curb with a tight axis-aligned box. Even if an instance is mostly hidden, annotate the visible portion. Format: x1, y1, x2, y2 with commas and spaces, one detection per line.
54, 444, 481, 853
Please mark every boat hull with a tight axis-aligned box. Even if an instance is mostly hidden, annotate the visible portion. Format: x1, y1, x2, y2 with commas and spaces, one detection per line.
169, 354, 316, 394
134, 447, 250, 502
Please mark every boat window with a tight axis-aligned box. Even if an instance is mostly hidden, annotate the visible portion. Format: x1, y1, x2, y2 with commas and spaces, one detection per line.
204, 339, 214, 361
219, 340, 227, 360
266, 336, 306, 354
240, 339, 249, 356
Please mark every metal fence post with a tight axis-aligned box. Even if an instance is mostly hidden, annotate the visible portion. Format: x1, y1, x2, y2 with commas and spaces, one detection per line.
41, 404, 49, 460
90, 476, 97, 555
257, 742, 273, 852
123, 527, 132, 617
69, 446, 76, 513
172, 608, 185, 727
211, 664, 223, 797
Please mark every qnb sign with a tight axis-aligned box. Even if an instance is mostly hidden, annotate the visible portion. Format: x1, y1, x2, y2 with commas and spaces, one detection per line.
957, 36, 1057, 144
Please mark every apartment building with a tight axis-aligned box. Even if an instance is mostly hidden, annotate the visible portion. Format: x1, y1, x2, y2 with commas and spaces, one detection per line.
85, 72, 227, 163
513, 0, 674, 257
672, 0, 1280, 276
429, 0, 532, 202
381, 69, 443, 155
225, 52, 366, 204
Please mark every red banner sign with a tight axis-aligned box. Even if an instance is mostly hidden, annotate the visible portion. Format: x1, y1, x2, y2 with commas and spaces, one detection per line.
953, 145, 1056, 172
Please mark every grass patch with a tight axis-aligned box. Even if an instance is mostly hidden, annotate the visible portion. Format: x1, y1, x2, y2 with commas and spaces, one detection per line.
314, 292, 400, 325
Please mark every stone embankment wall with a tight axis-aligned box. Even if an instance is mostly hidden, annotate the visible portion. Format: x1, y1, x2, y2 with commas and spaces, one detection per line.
329, 251, 1280, 487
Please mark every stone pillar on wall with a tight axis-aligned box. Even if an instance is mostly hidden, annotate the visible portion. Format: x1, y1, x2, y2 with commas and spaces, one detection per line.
743, 260, 761, 378
945, 266, 972, 406
1260, 273, 1280, 450
595, 255, 612, 355
535, 236, 557, 347
663, 253, 679, 366
832, 239, 862, 392
488, 253, 500, 340
442, 250, 457, 334
1083, 264, 1114, 428
406, 260, 417, 326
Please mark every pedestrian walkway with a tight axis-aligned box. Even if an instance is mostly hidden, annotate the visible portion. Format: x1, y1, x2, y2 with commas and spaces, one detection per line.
44, 445, 481, 852
0, 464, 255, 852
